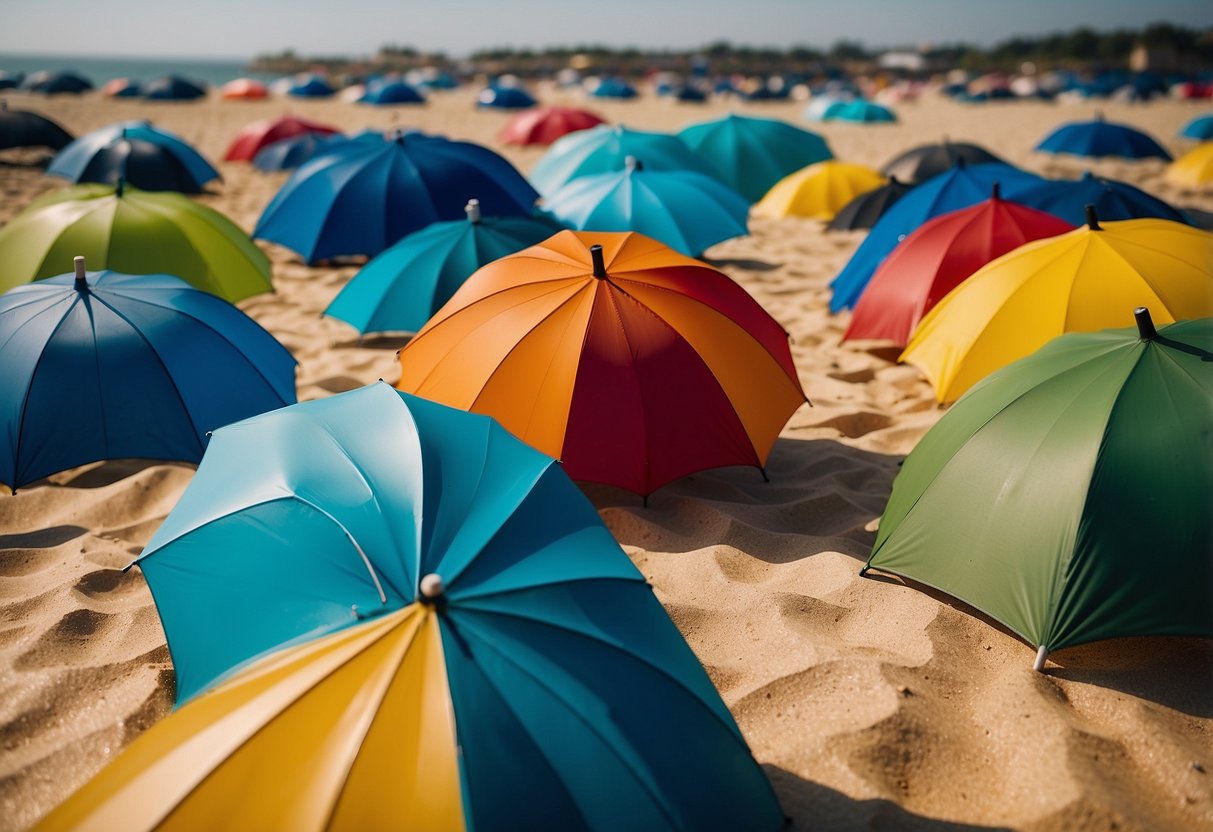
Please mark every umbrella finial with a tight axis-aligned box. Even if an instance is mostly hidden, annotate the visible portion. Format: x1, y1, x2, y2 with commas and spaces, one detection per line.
625, 155, 642, 172
419, 573, 445, 603
590, 244, 608, 279
465, 199, 481, 223
1134, 307, 1157, 341
73, 255, 88, 291
991, 181, 1001, 201
1084, 203, 1101, 231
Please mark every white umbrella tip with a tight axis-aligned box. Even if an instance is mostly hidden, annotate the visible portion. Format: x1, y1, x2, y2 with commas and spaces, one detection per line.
465, 199, 481, 222
419, 573, 445, 601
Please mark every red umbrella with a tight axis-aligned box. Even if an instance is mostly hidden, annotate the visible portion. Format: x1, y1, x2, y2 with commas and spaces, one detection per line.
223, 114, 340, 161
844, 184, 1074, 346
498, 106, 606, 146
221, 78, 269, 100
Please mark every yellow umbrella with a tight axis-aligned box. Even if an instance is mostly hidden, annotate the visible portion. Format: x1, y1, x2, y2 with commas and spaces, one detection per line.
901, 212, 1213, 402
1165, 142, 1213, 189
753, 160, 885, 220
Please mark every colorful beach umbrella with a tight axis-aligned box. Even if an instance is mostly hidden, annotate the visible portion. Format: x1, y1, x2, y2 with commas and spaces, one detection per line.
324, 200, 562, 334
1010, 170, 1189, 226
397, 231, 806, 496
251, 131, 348, 171
141, 75, 206, 100
844, 185, 1075, 346
754, 160, 885, 220
1034, 115, 1172, 161
254, 131, 538, 263
220, 78, 268, 100
0, 183, 273, 301
832, 99, 896, 123
498, 106, 605, 146
901, 212, 1213, 402
1165, 142, 1213, 189
47, 120, 220, 193
0, 103, 73, 150
528, 124, 716, 197
826, 176, 912, 231
477, 85, 536, 109
866, 311, 1212, 669
541, 157, 748, 256
1180, 114, 1213, 141
360, 79, 426, 105
879, 140, 1006, 184
677, 113, 833, 203
0, 258, 295, 490
224, 114, 340, 162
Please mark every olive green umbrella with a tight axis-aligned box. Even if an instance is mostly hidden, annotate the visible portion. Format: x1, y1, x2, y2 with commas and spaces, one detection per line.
0, 183, 271, 302
864, 309, 1212, 669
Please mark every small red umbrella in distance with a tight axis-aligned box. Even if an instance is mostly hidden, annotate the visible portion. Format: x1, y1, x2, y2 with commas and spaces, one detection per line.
844, 183, 1075, 346
223, 115, 341, 162
498, 106, 606, 146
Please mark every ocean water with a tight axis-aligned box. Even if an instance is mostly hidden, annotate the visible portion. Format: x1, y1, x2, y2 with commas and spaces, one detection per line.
0, 54, 278, 87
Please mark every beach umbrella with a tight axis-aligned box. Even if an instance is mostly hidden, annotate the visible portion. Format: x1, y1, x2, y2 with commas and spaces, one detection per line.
289, 75, 335, 98
324, 199, 562, 334
826, 176, 912, 231
829, 161, 1045, 312
220, 78, 268, 100
37, 383, 783, 831
866, 311, 1212, 670
1180, 114, 1213, 141
754, 160, 885, 220
101, 77, 141, 98
21, 70, 92, 94
677, 113, 833, 203
251, 131, 349, 171
254, 131, 538, 263
1034, 115, 1172, 161
590, 77, 638, 99
142, 75, 206, 100
0, 71, 22, 90
360, 79, 425, 105
1165, 142, 1213, 189
844, 184, 1075, 346
1010, 170, 1189, 226
397, 231, 806, 496
0, 258, 295, 490
879, 140, 1006, 185
224, 114, 340, 162
529, 124, 715, 197
47, 120, 220, 193
0, 182, 272, 302
804, 95, 847, 122
498, 106, 605, 146
541, 157, 747, 256
673, 85, 707, 103
0, 102, 73, 150
832, 99, 896, 123
477, 85, 536, 109
902, 212, 1213, 402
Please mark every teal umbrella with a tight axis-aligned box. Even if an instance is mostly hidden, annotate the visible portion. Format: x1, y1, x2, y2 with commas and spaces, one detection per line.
832, 99, 896, 123
864, 310, 1213, 669
324, 200, 563, 334
677, 113, 833, 203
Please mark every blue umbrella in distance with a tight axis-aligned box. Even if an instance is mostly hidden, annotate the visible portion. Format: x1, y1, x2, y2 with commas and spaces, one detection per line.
1012, 170, 1190, 226
0, 102, 73, 150
289, 74, 335, 98
1179, 114, 1213, 141
21, 70, 93, 94
477, 85, 537, 109
254, 130, 538, 263
47, 120, 220, 193
142, 75, 206, 100
832, 99, 896, 123
0, 257, 296, 490
590, 77, 638, 99
360, 79, 425, 105
251, 131, 350, 171
1035, 114, 1172, 161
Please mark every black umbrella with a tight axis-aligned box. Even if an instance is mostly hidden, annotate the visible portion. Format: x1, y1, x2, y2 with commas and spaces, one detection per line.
826, 175, 912, 231
0, 72, 23, 90
21, 70, 93, 94
142, 75, 206, 100
879, 140, 1005, 184
0, 101, 74, 151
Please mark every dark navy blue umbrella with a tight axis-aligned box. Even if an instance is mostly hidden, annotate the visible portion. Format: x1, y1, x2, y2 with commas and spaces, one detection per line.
829, 161, 1045, 312
0, 258, 296, 490
477, 85, 536, 109
0, 103, 73, 150
1180, 114, 1213, 141
1012, 171, 1189, 227
674, 85, 708, 103
21, 70, 93, 94
254, 131, 539, 263
1035, 115, 1172, 161
360, 80, 425, 105
47, 120, 220, 193
0, 72, 23, 90
251, 131, 350, 171
142, 75, 207, 100
289, 75, 335, 98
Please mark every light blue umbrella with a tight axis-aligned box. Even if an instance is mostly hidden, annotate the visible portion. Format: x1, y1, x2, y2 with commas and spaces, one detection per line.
325, 199, 563, 334
1035, 115, 1171, 160
542, 157, 748, 256
1180, 114, 1213, 141
47, 120, 219, 192
590, 77, 638, 99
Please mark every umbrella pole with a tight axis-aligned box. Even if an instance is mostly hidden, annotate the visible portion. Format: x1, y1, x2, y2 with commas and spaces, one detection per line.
1033, 645, 1049, 672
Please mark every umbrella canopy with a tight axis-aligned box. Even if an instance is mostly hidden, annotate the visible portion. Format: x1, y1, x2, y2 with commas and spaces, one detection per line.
832, 99, 896, 123
47, 120, 220, 193
1165, 142, 1213, 189
498, 106, 605, 146
38, 383, 782, 831
529, 124, 716, 197
21, 70, 93, 94
804, 95, 847, 122
541, 157, 748, 256
0, 72, 23, 90
1034, 115, 1172, 161
866, 311, 1212, 668
829, 161, 1045, 312
224, 114, 340, 162
477, 85, 536, 109
1010, 170, 1189, 226
826, 176, 912, 231
1180, 114, 1213, 141
902, 212, 1213, 402
101, 77, 141, 98
397, 231, 806, 495
251, 131, 349, 171
879, 140, 1006, 185
0, 259, 295, 490
677, 113, 833, 203
325, 200, 562, 334
844, 185, 1075, 346
673, 85, 707, 103
360, 79, 426, 105
254, 131, 538, 263
754, 160, 885, 220
0, 103, 73, 150
591, 77, 638, 99
142, 75, 206, 100
288, 75, 335, 97
0, 183, 273, 302
220, 78, 268, 100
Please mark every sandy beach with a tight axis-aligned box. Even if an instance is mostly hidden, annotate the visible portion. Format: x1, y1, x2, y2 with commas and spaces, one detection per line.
1, 87, 1211, 831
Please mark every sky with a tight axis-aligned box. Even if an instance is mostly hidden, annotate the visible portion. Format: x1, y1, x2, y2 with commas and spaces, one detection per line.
1, 0, 1210, 60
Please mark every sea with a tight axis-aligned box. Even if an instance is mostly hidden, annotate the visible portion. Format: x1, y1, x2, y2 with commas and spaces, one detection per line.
0, 54, 279, 87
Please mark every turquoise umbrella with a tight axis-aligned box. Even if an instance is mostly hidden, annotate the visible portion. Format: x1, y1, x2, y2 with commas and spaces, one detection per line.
324, 200, 563, 334
677, 113, 833, 202
832, 99, 896, 123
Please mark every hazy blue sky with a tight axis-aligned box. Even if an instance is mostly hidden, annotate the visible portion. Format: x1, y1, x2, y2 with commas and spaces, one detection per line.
2, 0, 1210, 59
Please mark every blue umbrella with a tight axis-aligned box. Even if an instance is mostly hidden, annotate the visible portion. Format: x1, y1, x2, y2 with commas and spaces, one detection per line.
829, 161, 1045, 312
47, 120, 221, 193
674, 84, 707, 103
1180, 114, 1213, 141
1035, 115, 1172, 160
325, 199, 562, 334
477, 85, 536, 109
591, 77, 638, 99
542, 157, 748, 256
832, 99, 896, 123
360, 79, 425, 105
0, 258, 296, 490
254, 130, 539, 263
289, 74, 335, 98
529, 124, 716, 197
142, 75, 206, 100
21, 70, 93, 94
0, 71, 23, 90
104, 78, 142, 98
1012, 170, 1190, 227
251, 131, 349, 171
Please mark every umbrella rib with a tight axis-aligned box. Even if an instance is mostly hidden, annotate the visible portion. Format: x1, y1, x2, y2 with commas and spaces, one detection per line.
293, 496, 389, 605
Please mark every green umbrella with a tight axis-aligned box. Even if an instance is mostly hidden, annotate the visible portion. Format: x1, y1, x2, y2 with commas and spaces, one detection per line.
864, 309, 1212, 669
0, 183, 271, 302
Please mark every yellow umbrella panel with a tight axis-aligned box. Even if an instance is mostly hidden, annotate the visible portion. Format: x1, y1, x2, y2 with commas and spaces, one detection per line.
753, 160, 885, 220
1165, 142, 1213, 189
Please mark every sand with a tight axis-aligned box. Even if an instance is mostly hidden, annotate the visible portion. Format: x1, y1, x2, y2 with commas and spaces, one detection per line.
1, 86, 1211, 832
